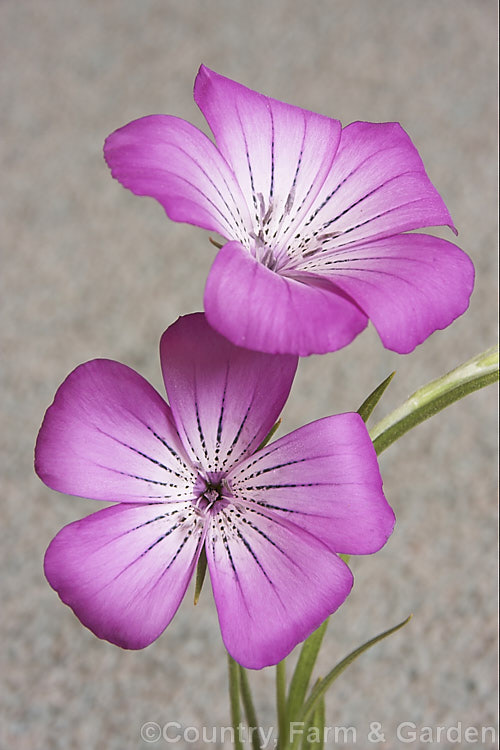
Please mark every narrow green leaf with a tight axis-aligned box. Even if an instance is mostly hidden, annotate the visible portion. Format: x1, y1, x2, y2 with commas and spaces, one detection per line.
209, 237, 223, 249
238, 665, 262, 750
276, 659, 288, 750
300, 615, 412, 729
193, 546, 207, 605
286, 619, 329, 726
257, 418, 282, 451
228, 654, 244, 750
370, 346, 499, 455
301, 690, 325, 750
357, 371, 396, 423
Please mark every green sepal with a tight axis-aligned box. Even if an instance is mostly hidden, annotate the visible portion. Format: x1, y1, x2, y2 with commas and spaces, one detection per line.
238, 665, 262, 750
257, 419, 282, 451
357, 371, 396, 423
193, 546, 208, 605
286, 620, 328, 726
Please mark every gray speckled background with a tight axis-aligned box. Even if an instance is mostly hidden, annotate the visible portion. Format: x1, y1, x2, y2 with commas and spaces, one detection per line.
1, 1, 498, 748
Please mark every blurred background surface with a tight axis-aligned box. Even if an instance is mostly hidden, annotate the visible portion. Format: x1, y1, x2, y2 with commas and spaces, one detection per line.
1, 1, 498, 748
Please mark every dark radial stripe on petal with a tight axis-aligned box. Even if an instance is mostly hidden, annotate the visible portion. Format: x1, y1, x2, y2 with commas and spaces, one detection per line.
269, 109, 275, 201
95, 427, 189, 480
143, 522, 206, 600
158, 141, 247, 238
233, 455, 310, 483
235, 100, 260, 222
302, 146, 417, 230
214, 366, 229, 464
243, 482, 321, 490
238, 509, 295, 564
320, 196, 428, 242
221, 400, 253, 467
233, 525, 275, 586
100, 466, 185, 489
146, 426, 194, 474
194, 397, 211, 466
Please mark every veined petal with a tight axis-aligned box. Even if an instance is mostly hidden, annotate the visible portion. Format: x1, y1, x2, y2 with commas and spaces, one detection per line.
290, 121, 456, 260
160, 313, 298, 472
311, 233, 475, 353
35, 360, 196, 503
44, 503, 205, 649
194, 65, 342, 247
230, 413, 394, 555
204, 242, 368, 356
104, 115, 251, 241
206, 506, 353, 669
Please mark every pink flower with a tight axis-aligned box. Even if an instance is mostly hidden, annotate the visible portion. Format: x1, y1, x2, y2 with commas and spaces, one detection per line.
36, 314, 394, 668
104, 66, 474, 357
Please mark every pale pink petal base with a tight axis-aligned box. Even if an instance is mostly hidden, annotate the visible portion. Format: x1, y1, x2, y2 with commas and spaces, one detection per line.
194, 65, 342, 240
160, 313, 297, 470
44, 503, 205, 649
204, 242, 368, 356
206, 509, 353, 668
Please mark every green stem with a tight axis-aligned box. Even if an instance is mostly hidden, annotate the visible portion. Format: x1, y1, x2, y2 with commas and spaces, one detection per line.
228, 654, 244, 750
301, 694, 325, 750
238, 665, 262, 750
286, 619, 329, 729
370, 346, 498, 455
276, 659, 288, 749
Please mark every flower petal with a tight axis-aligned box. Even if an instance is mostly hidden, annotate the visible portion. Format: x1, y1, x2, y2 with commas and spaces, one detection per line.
290, 121, 456, 260
204, 242, 368, 356
35, 359, 195, 502
310, 233, 475, 353
230, 412, 394, 555
194, 65, 342, 245
104, 115, 251, 241
44, 503, 204, 648
160, 313, 298, 471
206, 506, 353, 668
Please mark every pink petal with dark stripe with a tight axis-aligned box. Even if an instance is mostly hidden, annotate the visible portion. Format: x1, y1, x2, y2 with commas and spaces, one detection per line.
288, 121, 456, 261
205, 505, 353, 669
44, 503, 205, 649
35, 359, 195, 503
194, 65, 342, 255
160, 313, 298, 470
104, 115, 251, 242
230, 412, 394, 555
310, 233, 475, 353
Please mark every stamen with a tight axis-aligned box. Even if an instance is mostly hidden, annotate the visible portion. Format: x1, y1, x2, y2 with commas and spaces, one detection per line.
262, 199, 274, 226
257, 192, 266, 220
192, 471, 232, 516
285, 186, 296, 215
316, 230, 343, 242
261, 247, 278, 271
